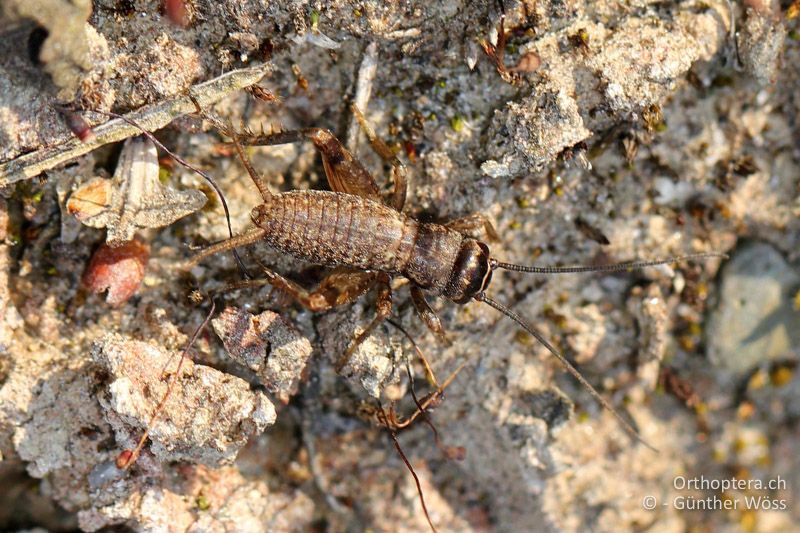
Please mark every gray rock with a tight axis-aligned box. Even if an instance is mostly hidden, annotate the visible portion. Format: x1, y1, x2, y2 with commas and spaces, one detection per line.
92, 333, 276, 466
707, 243, 800, 373
737, 3, 787, 86
212, 306, 313, 404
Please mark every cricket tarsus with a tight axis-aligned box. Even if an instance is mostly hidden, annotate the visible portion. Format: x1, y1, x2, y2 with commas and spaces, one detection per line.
386, 318, 465, 460
404, 360, 466, 461
118, 299, 216, 469
357, 318, 461, 532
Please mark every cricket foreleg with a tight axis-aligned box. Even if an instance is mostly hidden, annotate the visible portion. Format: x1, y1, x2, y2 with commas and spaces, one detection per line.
216, 266, 378, 312
227, 266, 390, 372
410, 287, 446, 342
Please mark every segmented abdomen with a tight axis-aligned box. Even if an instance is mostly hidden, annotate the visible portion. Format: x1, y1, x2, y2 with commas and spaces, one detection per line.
251, 190, 418, 272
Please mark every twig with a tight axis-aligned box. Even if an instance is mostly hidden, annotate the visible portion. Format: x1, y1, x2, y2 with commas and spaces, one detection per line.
0, 63, 271, 186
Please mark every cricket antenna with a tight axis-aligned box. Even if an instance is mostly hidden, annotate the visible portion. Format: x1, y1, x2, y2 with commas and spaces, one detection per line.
476, 252, 728, 449
474, 292, 658, 452
491, 252, 728, 275
378, 405, 438, 533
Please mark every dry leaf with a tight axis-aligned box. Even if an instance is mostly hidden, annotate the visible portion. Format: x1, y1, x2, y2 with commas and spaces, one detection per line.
67, 136, 207, 244
67, 177, 112, 221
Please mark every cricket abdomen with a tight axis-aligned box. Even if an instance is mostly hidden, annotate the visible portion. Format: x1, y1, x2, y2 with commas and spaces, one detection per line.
251, 190, 419, 272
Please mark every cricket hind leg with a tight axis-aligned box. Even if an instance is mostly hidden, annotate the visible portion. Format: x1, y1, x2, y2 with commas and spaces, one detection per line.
232, 109, 408, 211
211, 265, 393, 373
230, 127, 385, 202
214, 264, 379, 312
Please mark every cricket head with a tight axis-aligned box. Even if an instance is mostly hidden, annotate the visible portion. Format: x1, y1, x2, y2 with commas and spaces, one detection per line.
442, 239, 493, 304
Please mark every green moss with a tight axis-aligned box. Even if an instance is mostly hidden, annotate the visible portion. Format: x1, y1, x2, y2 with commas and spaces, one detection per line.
514, 330, 533, 346
196, 493, 211, 511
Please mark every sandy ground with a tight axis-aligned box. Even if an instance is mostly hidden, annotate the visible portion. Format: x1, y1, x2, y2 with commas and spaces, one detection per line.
0, 1, 799, 531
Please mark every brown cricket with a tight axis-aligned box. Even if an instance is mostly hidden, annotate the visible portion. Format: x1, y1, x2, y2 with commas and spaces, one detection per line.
103, 101, 724, 531
176, 104, 721, 445
110, 102, 722, 455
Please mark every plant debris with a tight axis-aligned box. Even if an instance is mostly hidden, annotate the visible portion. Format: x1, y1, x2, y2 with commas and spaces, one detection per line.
82, 238, 149, 307
67, 136, 206, 244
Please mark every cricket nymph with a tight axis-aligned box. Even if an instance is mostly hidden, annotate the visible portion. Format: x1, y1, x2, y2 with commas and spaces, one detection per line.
250, 190, 493, 304
175, 110, 722, 455
110, 96, 725, 533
